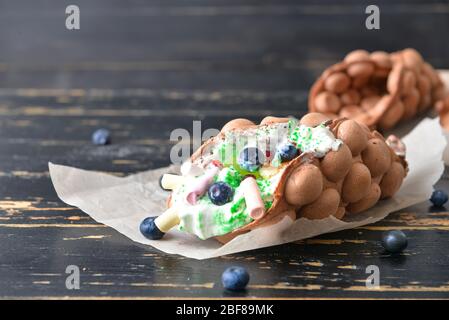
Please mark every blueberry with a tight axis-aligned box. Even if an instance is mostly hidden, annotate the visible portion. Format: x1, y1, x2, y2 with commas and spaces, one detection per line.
221, 266, 250, 291
238, 147, 265, 172
430, 190, 448, 207
140, 216, 165, 240
277, 142, 298, 162
381, 230, 408, 253
208, 182, 234, 206
92, 128, 111, 145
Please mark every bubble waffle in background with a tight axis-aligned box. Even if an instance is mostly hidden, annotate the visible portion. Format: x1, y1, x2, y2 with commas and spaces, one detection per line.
168, 114, 408, 243
309, 49, 445, 131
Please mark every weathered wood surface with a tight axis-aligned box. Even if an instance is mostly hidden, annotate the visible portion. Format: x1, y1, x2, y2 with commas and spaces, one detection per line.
0, 0, 449, 299
1, 89, 449, 299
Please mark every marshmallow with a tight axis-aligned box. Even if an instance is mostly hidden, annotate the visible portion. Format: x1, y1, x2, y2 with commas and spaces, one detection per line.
185, 165, 220, 205
155, 207, 180, 233
241, 176, 266, 220
160, 174, 185, 190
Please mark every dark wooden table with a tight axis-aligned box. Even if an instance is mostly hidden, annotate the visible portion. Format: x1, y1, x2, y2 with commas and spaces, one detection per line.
1, 0, 449, 299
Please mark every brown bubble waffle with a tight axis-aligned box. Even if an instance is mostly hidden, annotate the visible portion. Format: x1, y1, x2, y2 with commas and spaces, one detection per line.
181, 114, 408, 243
309, 49, 445, 130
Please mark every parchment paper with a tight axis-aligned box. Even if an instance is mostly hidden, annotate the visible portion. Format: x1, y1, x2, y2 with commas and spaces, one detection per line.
49, 117, 445, 259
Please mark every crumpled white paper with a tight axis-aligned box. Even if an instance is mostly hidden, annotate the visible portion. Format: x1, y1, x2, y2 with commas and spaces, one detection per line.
442, 130, 449, 165
49, 117, 445, 259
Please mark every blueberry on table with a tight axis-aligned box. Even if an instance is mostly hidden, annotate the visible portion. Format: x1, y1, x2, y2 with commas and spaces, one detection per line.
277, 142, 299, 162
381, 230, 408, 253
92, 128, 111, 145
430, 190, 448, 207
238, 147, 265, 172
221, 266, 250, 291
208, 182, 234, 206
140, 216, 165, 240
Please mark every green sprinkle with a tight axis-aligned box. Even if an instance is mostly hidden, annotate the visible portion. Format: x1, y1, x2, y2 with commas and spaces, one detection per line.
230, 197, 245, 213
265, 201, 273, 209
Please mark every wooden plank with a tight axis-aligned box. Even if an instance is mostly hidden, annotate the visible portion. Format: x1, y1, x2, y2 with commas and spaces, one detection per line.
0, 84, 448, 298
2, 209, 449, 298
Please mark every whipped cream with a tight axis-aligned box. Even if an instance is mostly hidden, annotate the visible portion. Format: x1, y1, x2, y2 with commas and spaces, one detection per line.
172, 170, 281, 239
289, 123, 342, 158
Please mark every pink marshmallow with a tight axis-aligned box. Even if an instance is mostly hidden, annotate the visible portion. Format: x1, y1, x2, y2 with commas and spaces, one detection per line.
241, 176, 266, 220
185, 166, 220, 205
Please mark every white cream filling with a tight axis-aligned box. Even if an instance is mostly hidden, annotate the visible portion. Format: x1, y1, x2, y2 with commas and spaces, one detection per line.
290, 124, 343, 158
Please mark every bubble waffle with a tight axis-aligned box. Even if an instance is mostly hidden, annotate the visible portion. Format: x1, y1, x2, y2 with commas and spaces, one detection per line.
309, 49, 445, 130
145, 114, 408, 243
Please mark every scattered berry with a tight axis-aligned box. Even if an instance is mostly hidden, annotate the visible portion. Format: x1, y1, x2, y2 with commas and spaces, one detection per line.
208, 182, 234, 206
381, 230, 408, 253
221, 266, 250, 291
430, 190, 448, 207
140, 216, 165, 240
238, 147, 264, 172
277, 142, 299, 162
92, 128, 111, 145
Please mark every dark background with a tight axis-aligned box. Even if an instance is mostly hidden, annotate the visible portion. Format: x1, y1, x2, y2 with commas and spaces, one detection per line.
0, 0, 448, 90
1, 0, 449, 299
